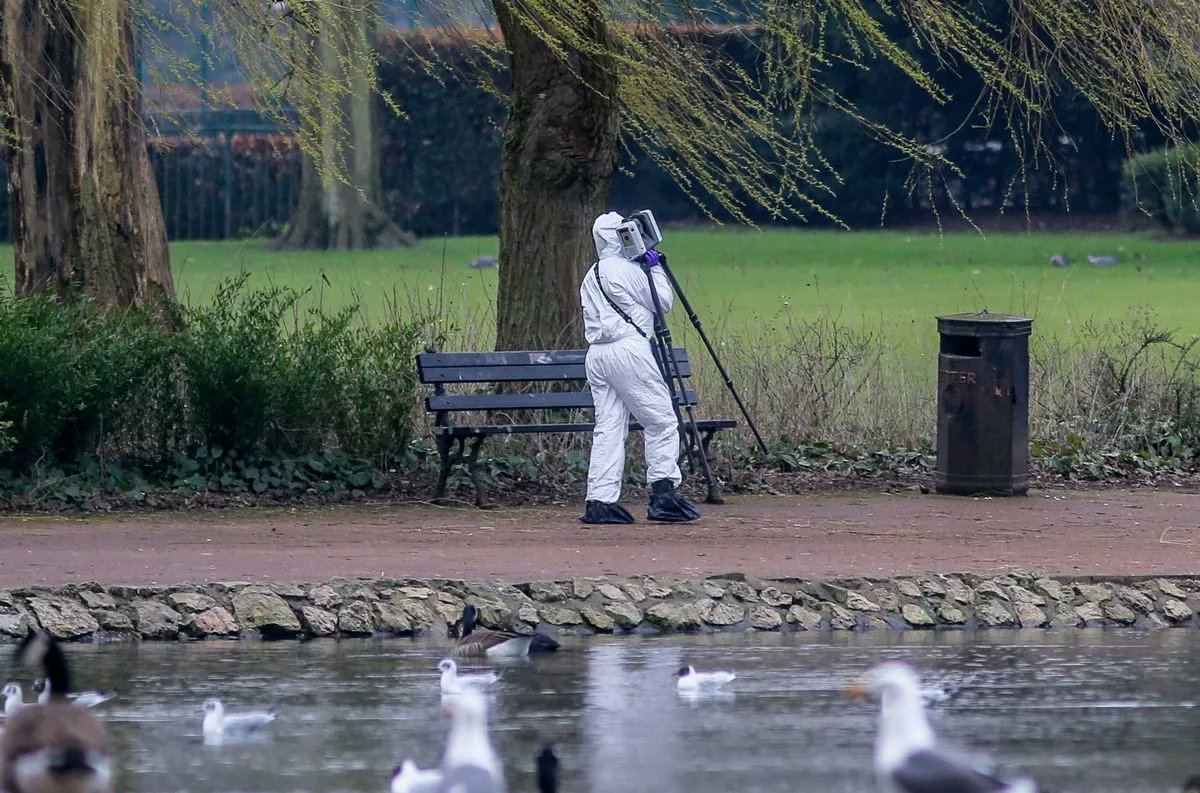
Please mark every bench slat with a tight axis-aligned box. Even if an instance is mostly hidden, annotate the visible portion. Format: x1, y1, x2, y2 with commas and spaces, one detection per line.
435, 419, 738, 437
418, 348, 691, 383
420, 359, 692, 383
427, 388, 699, 412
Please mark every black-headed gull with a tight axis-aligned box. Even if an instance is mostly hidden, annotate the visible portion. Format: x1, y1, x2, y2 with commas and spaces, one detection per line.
847, 660, 1038, 793
3, 683, 26, 716
6, 631, 114, 793
390, 758, 442, 793
438, 659, 500, 695
35, 679, 116, 709
440, 688, 505, 792
201, 699, 277, 742
675, 666, 736, 692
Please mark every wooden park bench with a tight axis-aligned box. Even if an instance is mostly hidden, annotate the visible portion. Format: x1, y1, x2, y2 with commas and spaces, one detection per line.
416, 348, 737, 507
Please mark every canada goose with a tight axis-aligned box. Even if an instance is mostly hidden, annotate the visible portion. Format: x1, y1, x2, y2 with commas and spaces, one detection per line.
846, 661, 1039, 793
674, 666, 736, 692
2, 631, 114, 793
34, 681, 116, 709
3, 682, 27, 716
536, 744, 558, 793
439, 689, 504, 793
390, 758, 442, 793
455, 605, 534, 659
453, 607, 556, 657
437, 659, 500, 695
201, 699, 277, 743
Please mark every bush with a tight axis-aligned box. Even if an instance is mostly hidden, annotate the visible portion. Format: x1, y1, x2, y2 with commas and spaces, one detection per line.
1121, 144, 1200, 234
0, 403, 13, 459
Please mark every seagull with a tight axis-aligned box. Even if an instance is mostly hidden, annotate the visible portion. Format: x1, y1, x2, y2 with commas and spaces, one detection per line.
2, 683, 26, 716
390, 759, 442, 793
920, 683, 962, 707
536, 744, 558, 793
438, 659, 501, 695
201, 699, 277, 743
1049, 254, 1071, 267
439, 688, 505, 793
468, 255, 499, 269
3, 632, 114, 793
1087, 255, 1118, 267
674, 666, 736, 692
848, 661, 1038, 793
34, 680, 116, 709
455, 605, 541, 658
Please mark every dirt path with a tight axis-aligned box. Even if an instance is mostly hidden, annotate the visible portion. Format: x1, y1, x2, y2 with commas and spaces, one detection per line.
0, 489, 1197, 588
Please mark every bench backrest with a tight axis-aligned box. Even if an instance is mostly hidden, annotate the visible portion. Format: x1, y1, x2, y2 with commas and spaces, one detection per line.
417, 348, 698, 413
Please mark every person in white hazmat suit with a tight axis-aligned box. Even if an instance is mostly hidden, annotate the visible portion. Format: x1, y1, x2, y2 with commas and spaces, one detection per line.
578, 212, 702, 524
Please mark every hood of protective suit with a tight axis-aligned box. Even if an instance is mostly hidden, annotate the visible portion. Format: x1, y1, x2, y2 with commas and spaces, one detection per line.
592, 212, 626, 259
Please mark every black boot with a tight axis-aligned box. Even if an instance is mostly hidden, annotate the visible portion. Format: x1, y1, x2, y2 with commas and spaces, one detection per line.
647, 479, 701, 522
581, 500, 636, 524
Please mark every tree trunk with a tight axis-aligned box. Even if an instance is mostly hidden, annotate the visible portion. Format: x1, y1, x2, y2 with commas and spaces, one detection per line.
493, 0, 620, 351
0, 0, 173, 309
272, 0, 414, 250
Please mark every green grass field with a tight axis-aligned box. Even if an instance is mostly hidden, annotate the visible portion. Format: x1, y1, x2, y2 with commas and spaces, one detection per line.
5, 228, 1199, 354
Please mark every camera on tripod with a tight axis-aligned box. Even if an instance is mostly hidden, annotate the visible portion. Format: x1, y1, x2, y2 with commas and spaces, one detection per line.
615, 209, 663, 260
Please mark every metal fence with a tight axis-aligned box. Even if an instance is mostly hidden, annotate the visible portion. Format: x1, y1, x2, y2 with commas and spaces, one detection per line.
0, 109, 301, 245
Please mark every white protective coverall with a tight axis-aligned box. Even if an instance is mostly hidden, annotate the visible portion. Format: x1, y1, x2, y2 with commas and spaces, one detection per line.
580, 212, 681, 503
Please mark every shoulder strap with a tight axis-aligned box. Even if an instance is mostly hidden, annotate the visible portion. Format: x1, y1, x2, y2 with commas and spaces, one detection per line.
593, 262, 647, 339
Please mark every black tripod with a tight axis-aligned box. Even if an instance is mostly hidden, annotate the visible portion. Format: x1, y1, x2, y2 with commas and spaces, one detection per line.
641, 250, 769, 504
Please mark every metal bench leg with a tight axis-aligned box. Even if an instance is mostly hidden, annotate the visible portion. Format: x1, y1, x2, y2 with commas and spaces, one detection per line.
464, 435, 491, 508
433, 436, 464, 504
702, 429, 724, 505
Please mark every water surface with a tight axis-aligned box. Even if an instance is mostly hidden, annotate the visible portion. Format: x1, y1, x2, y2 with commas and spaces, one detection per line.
45, 629, 1200, 792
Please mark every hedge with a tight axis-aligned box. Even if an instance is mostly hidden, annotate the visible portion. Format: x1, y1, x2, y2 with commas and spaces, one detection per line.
1121, 144, 1200, 235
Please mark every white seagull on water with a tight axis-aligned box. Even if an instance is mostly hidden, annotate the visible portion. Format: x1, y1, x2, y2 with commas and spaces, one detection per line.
2, 683, 25, 716
35, 679, 116, 708
201, 699, 277, 743
438, 659, 501, 696
438, 688, 505, 793
848, 660, 1038, 793
390, 758, 443, 793
675, 665, 736, 692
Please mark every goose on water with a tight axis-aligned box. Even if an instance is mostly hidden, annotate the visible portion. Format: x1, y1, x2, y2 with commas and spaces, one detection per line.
847, 660, 1038, 793
201, 699, 277, 742
390, 758, 442, 793
674, 666, 736, 692
456, 604, 552, 658
34, 680, 116, 709
438, 659, 501, 695
2, 632, 114, 793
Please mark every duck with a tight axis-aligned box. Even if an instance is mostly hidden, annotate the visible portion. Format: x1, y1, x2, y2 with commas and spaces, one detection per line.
439, 688, 505, 792
2, 631, 114, 793
389, 758, 442, 793
34, 680, 116, 709
438, 659, 501, 695
536, 743, 558, 793
201, 699, 277, 743
455, 604, 534, 658
3, 682, 26, 716
847, 660, 1038, 793
674, 666, 736, 692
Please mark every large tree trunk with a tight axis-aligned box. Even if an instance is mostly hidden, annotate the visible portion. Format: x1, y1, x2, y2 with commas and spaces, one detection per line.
272, 0, 414, 250
493, 0, 620, 351
0, 0, 173, 308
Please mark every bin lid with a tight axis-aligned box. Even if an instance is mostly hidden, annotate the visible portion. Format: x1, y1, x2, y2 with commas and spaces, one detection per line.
937, 310, 1032, 336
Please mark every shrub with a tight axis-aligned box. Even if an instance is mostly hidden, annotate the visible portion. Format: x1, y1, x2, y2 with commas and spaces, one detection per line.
1121, 144, 1200, 234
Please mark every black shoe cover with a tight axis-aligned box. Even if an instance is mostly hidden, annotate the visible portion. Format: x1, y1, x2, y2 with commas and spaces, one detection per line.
647, 479, 701, 523
581, 500, 636, 524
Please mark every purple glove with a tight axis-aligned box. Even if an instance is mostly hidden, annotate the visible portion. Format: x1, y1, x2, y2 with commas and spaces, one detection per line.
642, 249, 662, 267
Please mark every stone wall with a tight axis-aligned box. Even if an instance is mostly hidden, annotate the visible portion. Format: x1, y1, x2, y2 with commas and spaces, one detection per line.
0, 571, 1196, 641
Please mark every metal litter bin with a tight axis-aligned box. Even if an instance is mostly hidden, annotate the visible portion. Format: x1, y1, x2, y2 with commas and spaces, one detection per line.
935, 311, 1032, 496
